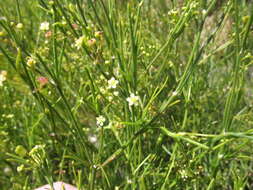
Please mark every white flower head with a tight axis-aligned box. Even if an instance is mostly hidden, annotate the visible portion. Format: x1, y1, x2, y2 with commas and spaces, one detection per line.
88, 135, 98, 144
126, 93, 140, 106
75, 36, 85, 49
108, 77, 119, 89
180, 169, 188, 179
96, 115, 106, 127
27, 57, 36, 67
40, 22, 50, 31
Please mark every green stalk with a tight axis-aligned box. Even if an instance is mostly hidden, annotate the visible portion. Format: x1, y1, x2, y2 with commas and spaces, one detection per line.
222, 0, 242, 131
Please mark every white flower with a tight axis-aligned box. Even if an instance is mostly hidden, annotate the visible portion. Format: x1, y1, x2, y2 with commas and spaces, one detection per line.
39, 22, 50, 31
113, 91, 119, 96
0, 71, 7, 86
6, 114, 14, 118
88, 135, 98, 144
16, 23, 23, 29
126, 93, 140, 106
108, 77, 119, 89
108, 96, 113, 101
172, 91, 178, 96
202, 9, 207, 16
26, 57, 36, 67
96, 115, 106, 127
126, 176, 133, 184
4, 167, 11, 174
75, 36, 85, 49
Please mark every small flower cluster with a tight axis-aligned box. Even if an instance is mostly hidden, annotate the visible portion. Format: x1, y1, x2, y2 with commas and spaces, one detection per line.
179, 169, 188, 181
73, 25, 103, 50
107, 77, 119, 101
75, 36, 86, 49
40, 22, 50, 31
96, 115, 106, 127
97, 74, 120, 101
16, 23, 23, 29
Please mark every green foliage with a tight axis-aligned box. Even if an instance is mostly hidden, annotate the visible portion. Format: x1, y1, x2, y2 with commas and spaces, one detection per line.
1, 0, 253, 189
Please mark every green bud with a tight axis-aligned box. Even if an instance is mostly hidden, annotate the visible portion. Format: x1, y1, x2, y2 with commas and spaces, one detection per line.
15, 145, 27, 157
